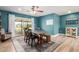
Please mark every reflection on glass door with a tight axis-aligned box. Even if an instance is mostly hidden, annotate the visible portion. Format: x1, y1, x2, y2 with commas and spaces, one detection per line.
22, 21, 32, 34
15, 22, 22, 35
15, 17, 32, 36
22, 21, 28, 34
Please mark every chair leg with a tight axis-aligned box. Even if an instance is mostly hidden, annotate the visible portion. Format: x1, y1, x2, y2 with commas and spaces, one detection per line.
31, 39, 35, 47
24, 37, 26, 42
31, 39, 33, 46
28, 39, 30, 45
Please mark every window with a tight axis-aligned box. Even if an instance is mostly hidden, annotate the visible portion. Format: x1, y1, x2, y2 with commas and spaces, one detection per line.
46, 19, 53, 25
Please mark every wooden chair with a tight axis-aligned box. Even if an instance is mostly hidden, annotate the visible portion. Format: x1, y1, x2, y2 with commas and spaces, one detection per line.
24, 29, 39, 47
37, 33, 51, 46
24, 29, 31, 45
30, 33, 39, 47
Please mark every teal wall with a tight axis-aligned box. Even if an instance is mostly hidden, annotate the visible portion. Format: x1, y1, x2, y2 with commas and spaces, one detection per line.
60, 12, 79, 36
1, 11, 9, 32
34, 17, 41, 29
53, 14, 60, 35
0, 10, 35, 32
1, 9, 79, 36
36, 14, 60, 35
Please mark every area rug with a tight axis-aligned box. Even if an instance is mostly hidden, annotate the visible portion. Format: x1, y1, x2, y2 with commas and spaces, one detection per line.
12, 36, 60, 52
35, 42, 56, 52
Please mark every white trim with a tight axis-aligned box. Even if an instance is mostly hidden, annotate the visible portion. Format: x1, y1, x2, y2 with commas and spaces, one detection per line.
51, 33, 65, 37
9, 14, 16, 37
51, 34, 59, 42
51, 34, 60, 38
59, 33, 65, 36
31, 18, 35, 32
51, 34, 60, 43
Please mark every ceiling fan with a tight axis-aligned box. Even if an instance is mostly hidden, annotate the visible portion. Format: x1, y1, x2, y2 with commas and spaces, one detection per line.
24, 6, 44, 14
32, 6, 43, 12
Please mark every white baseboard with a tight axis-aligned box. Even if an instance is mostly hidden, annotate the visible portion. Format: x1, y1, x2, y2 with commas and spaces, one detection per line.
59, 33, 65, 36
51, 34, 59, 37
51, 33, 65, 43
51, 33, 65, 37
51, 33, 65, 41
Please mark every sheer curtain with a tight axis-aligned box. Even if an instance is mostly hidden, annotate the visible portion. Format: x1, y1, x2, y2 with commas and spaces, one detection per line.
32, 18, 35, 32
8, 14, 16, 37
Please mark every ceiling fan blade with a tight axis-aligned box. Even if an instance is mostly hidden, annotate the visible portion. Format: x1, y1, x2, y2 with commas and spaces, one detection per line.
22, 8, 31, 12
36, 10, 43, 12
26, 10, 30, 12
32, 6, 35, 11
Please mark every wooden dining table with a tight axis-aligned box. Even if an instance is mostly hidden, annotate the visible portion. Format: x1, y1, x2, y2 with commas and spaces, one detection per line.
24, 29, 51, 47
33, 31, 51, 46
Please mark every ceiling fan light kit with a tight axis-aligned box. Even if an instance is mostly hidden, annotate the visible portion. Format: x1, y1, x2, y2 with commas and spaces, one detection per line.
31, 6, 43, 14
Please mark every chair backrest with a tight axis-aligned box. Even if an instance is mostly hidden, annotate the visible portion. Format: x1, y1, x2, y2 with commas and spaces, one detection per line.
24, 29, 32, 37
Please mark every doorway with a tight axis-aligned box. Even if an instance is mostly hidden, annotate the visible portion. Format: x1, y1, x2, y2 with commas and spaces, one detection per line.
15, 17, 32, 36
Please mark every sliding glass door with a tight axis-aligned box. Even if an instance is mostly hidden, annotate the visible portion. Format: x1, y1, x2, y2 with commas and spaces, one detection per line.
15, 17, 32, 36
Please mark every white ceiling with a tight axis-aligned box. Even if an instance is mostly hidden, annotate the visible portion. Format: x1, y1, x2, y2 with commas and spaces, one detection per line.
0, 6, 79, 17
